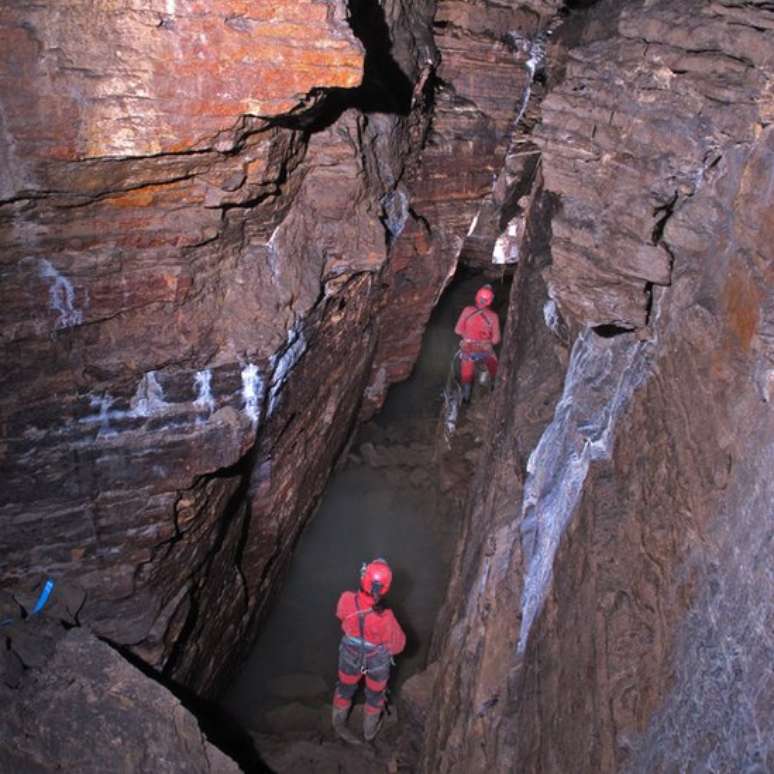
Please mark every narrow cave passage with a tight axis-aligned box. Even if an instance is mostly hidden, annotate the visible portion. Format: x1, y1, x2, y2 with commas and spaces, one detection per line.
221, 269, 512, 756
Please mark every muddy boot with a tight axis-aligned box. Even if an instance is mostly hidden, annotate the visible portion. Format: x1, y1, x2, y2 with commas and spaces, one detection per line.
462, 382, 472, 404
363, 710, 384, 742
332, 705, 362, 745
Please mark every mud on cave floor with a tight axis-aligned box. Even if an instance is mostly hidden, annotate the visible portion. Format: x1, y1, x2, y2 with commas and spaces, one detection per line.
220, 270, 511, 772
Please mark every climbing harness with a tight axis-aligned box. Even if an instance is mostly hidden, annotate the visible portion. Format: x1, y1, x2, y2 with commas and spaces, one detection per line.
0, 578, 55, 627
340, 594, 393, 677
458, 306, 494, 337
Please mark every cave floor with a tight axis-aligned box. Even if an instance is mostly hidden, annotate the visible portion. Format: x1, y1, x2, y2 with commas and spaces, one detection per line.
220, 271, 508, 772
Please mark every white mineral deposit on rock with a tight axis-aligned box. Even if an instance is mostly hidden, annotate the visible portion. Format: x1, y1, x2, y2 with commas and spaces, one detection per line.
85, 394, 117, 438
132, 372, 167, 418
543, 299, 560, 335
268, 326, 307, 416
511, 32, 545, 137
39, 258, 84, 329
517, 326, 656, 653
492, 218, 521, 264
193, 370, 216, 415
382, 188, 410, 239
241, 364, 263, 425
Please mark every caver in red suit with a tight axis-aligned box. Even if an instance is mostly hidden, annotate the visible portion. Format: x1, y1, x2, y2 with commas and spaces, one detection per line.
332, 558, 406, 742
454, 284, 501, 396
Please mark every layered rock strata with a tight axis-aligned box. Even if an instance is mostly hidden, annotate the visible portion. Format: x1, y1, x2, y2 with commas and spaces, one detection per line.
0, 0, 565, 700
1, 592, 239, 773
0, 0, 390, 697
421, 1, 774, 771
361, 0, 563, 412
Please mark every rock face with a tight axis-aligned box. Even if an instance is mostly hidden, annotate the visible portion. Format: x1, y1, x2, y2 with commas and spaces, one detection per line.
361, 0, 562, 412
3, 0, 773, 771
0, 0, 362, 169
1, 615, 240, 773
420, 1, 774, 772
0, 0, 561, 701
0, 0, 388, 697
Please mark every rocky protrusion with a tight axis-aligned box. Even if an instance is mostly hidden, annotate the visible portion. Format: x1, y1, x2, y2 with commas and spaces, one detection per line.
420, 1, 774, 771
1, 620, 240, 773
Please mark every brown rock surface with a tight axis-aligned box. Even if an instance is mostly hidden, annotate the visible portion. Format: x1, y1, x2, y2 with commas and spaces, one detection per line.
1, 620, 240, 773
2, 0, 558, 705
3, 1, 773, 771
1, 0, 570, 702
420, 1, 774, 772
0, 0, 403, 698
0, 0, 362, 172
362, 0, 562, 413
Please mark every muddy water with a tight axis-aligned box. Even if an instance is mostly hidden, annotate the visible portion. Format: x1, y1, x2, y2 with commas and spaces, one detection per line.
223, 271, 509, 735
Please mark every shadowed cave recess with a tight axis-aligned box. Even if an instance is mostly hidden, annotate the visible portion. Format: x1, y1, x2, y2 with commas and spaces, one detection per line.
1, 0, 772, 773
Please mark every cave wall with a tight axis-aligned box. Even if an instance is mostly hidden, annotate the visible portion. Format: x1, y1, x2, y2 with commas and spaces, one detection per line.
4, 1, 771, 768
0, 0, 407, 695
0, 0, 561, 698
360, 0, 562, 413
421, 0, 773, 771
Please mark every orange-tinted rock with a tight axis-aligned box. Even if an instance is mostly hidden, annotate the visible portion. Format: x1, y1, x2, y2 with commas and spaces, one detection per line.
0, 0, 377, 697
0, 0, 362, 179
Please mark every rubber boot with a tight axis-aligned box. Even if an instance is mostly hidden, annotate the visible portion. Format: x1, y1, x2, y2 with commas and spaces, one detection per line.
462, 382, 472, 404
332, 705, 362, 745
363, 710, 384, 742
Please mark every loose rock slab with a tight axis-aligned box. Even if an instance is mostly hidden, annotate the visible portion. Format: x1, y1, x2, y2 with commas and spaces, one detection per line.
0, 625, 239, 774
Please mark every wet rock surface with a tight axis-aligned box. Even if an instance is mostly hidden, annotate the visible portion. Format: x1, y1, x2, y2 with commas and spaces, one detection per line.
360, 0, 561, 414
221, 272, 499, 771
0, 0, 556, 705
0, 0, 362, 168
1, 0, 428, 697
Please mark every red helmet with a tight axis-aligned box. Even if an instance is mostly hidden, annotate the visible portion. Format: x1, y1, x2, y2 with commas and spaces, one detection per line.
475, 285, 494, 308
360, 559, 392, 598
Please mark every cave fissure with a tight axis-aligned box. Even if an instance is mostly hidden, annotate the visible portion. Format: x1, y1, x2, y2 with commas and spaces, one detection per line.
219, 269, 512, 768
3, 0, 773, 771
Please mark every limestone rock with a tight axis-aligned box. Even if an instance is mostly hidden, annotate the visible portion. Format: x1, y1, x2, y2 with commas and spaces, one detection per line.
538, 0, 771, 329
0, 2, 405, 696
361, 0, 559, 415
0, 624, 239, 773
0, 0, 362, 177
420, 2, 774, 772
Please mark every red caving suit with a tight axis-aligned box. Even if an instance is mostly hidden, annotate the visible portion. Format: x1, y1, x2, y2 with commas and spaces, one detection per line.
333, 590, 406, 716
454, 304, 501, 384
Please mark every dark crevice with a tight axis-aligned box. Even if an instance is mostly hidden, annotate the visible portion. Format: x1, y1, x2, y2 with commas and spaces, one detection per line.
267, 0, 413, 133
101, 637, 270, 772
593, 323, 633, 338
651, 190, 678, 245
643, 282, 655, 326
563, 0, 602, 9
162, 441, 260, 682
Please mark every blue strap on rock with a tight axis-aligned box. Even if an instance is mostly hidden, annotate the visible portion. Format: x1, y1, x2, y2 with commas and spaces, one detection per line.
31, 579, 55, 615
0, 578, 55, 627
